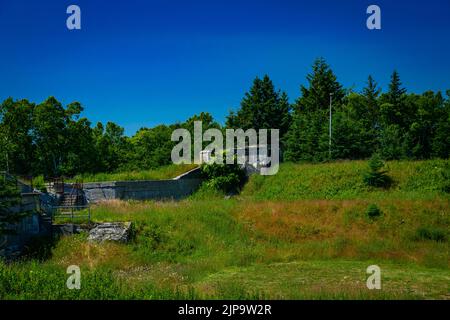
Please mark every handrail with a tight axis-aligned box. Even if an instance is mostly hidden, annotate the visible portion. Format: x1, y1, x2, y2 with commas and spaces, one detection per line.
52, 204, 91, 223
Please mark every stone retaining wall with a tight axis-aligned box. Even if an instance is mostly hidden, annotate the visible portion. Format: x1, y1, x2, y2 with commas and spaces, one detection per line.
83, 167, 203, 202
0, 193, 51, 259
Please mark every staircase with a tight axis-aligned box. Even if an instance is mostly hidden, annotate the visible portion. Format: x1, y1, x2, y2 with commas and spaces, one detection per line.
53, 180, 90, 222
59, 192, 85, 207
56, 180, 86, 207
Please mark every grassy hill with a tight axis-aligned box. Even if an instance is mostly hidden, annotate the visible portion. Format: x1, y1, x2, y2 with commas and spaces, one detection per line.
242, 159, 450, 200
1, 160, 448, 299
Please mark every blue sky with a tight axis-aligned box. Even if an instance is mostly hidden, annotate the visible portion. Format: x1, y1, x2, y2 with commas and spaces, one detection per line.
1, 0, 449, 135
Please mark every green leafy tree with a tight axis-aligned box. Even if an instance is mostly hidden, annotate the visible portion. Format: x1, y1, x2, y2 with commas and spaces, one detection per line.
130, 124, 176, 170
403, 91, 444, 159
200, 162, 246, 194
63, 117, 98, 175
93, 122, 130, 172
32, 97, 68, 177
0, 98, 34, 174
379, 124, 405, 160
182, 112, 221, 160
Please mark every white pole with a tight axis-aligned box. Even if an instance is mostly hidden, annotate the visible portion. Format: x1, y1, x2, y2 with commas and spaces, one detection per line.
329, 93, 333, 159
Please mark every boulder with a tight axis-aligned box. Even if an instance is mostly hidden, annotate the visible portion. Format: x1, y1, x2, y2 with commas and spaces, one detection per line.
87, 222, 132, 243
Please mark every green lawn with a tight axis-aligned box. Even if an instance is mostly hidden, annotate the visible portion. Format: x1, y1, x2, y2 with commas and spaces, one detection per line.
194, 260, 449, 299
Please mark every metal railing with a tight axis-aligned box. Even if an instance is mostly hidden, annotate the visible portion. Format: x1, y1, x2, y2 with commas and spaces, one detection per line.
51, 205, 91, 223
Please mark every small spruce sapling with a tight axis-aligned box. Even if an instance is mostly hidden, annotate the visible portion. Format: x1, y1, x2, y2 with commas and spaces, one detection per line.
363, 153, 391, 188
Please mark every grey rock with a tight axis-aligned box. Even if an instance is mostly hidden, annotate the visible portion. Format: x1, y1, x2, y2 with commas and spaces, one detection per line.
87, 222, 132, 243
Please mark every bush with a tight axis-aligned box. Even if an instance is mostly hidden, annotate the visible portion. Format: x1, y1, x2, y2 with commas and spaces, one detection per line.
200, 163, 246, 194
0, 174, 23, 236
363, 153, 392, 188
21, 236, 55, 261
33, 175, 47, 193
366, 204, 382, 219
440, 163, 450, 193
415, 227, 447, 242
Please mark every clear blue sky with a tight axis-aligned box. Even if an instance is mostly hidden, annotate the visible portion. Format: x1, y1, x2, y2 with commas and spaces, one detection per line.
1, 0, 449, 135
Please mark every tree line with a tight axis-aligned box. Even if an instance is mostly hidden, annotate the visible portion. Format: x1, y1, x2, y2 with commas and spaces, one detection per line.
1, 58, 449, 178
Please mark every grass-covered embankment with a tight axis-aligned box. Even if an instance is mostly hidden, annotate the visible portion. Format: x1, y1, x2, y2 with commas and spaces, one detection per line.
68, 164, 198, 183
242, 159, 450, 200
0, 160, 448, 299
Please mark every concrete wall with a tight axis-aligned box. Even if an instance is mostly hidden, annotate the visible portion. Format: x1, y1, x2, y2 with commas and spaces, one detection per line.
0, 193, 51, 259
6, 192, 40, 213
84, 178, 202, 202
83, 167, 203, 202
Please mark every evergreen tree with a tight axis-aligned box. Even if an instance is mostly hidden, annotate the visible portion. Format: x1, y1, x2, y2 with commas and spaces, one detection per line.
379, 71, 409, 158
379, 124, 405, 160
403, 91, 443, 159
332, 106, 372, 159
337, 75, 382, 157
0, 174, 22, 237
363, 153, 391, 188
380, 70, 410, 129
226, 75, 291, 138
296, 57, 345, 114
386, 70, 406, 105
285, 58, 345, 161
431, 90, 450, 159
362, 75, 381, 130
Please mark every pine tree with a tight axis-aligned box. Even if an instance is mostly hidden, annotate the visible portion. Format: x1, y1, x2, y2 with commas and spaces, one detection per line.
363, 153, 391, 188
386, 70, 406, 105
379, 71, 410, 158
296, 57, 345, 114
380, 70, 409, 129
285, 58, 345, 161
226, 75, 291, 138
363, 75, 381, 129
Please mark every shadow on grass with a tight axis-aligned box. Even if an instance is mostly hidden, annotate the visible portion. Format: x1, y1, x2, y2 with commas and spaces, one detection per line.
20, 235, 58, 262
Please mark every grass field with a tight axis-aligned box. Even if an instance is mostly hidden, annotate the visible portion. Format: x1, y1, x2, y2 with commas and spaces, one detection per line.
1, 160, 449, 299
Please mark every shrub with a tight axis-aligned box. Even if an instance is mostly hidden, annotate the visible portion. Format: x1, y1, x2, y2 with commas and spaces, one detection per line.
200, 163, 246, 194
363, 153, 392, 188
21, 235, 55, 261
32, 175, 47, 193
0, 174, 23, 237
366, 204, 382, 219
136, 222, 164, 250
440, 163, 450, 193
415, 227, 447, 242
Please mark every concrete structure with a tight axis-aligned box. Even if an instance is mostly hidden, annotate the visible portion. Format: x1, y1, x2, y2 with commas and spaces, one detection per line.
200, 145, 272, 174
82, 167, 203, 203
0, 193, 51, 259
